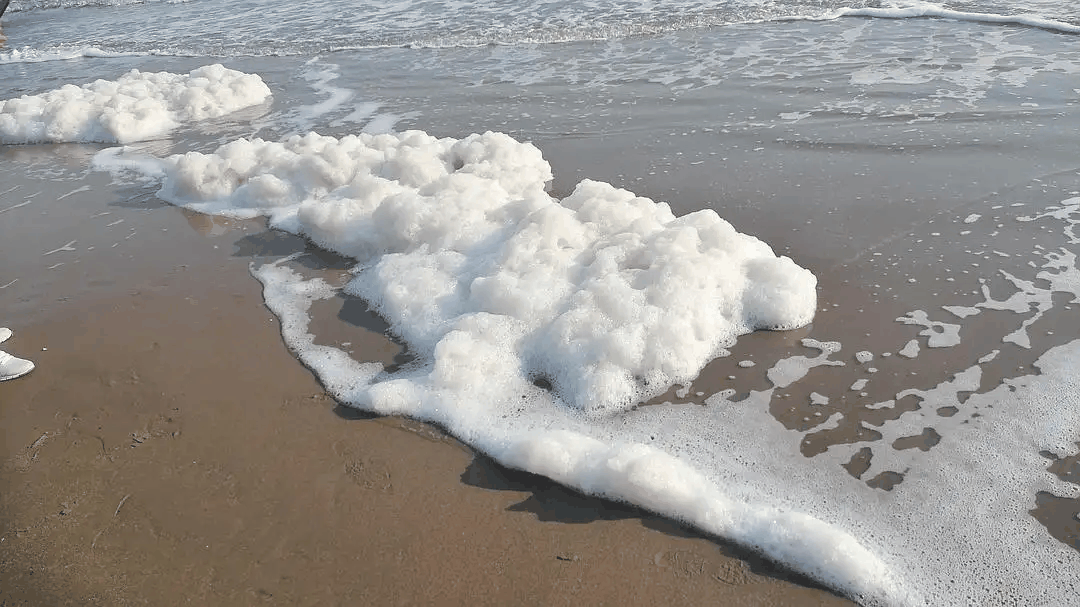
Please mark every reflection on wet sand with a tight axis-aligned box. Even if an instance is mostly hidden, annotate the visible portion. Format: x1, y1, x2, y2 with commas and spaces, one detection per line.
181, 208, 245, 238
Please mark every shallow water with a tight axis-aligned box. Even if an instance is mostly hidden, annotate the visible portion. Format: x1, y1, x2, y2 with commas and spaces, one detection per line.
2, 1, 1079, 605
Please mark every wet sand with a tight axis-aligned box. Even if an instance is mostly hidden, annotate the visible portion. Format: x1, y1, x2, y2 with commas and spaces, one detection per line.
0, 169, 852, 605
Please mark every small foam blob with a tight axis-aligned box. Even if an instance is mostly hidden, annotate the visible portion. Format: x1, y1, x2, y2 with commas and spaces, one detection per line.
896, 310, 961, 348
767, 339, 843, 389
898, 339, 920, 359
942, 305, 979, 319
0, 64, 271, 144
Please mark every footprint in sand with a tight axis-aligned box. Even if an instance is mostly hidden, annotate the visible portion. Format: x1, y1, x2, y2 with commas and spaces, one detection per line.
334, 439, 392, 491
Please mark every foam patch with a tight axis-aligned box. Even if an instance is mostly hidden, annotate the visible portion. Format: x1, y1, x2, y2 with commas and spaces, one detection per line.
0, 64, 271, 144
147, 130, 818, 415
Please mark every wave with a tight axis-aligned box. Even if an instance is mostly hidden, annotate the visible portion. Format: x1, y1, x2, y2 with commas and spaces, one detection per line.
7, 0, 189, 13
834, 2, 1080, 35
4, 1, 1075, 63
2, 1, 1071, 66
0, 45, 140, 63
335, 2, 1080, 50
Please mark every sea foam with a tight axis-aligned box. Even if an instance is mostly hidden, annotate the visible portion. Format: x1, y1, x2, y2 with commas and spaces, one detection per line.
0, 64, 271, 144
89, 128, 927, 604
249, 261, 908, 606
88, 110, 1080, 605
144, 130, 817, 415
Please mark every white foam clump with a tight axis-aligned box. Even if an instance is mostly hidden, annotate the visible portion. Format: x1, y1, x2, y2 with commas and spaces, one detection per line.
0, 64, 271, 144
898, 339, 920, 358
150, 129, 818, 415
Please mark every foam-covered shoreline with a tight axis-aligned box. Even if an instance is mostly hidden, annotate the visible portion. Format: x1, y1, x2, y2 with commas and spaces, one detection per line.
84, 126, 931, 601
0, 46, 140, 64
0, 162, 853, 605
72, 47, 1080, 599
9, 13, 1080, 600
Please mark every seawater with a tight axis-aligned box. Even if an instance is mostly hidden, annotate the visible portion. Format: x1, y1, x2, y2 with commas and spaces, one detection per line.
2, 1, 1079, 605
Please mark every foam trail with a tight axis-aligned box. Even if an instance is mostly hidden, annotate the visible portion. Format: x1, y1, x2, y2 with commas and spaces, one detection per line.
294, 59, 354, 130
253, 259, 384, 398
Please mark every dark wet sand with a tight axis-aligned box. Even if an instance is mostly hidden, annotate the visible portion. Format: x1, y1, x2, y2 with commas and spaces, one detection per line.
0, 171, 853, 605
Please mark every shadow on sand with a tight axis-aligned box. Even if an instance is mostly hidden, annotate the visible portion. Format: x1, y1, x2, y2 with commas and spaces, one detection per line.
457, 452, 838, 593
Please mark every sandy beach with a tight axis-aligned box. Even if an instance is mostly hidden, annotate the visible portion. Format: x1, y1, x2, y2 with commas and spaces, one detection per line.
0, 168, 851, 606
2, 3, 1080, 603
